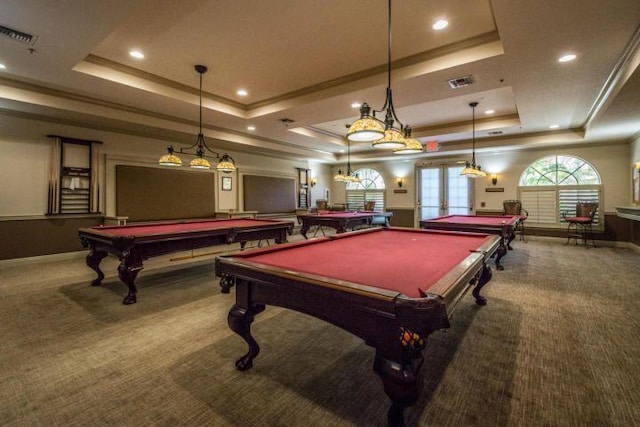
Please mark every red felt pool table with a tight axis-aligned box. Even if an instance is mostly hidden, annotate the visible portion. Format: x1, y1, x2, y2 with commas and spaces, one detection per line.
78, 218, 293, 304
420, 214, 522, 270
297, 210, 393, 238
215, 227, 500, 426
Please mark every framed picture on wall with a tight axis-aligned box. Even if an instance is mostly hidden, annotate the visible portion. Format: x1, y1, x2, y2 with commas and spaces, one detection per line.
222, 176, 232, 191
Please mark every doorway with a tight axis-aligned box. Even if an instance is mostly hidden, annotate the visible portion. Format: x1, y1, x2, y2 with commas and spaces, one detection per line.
417, 164, 472, 222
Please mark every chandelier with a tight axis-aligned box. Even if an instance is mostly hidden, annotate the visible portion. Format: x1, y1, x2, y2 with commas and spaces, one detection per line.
460, 102, 486, 178
158, 65, 237, 172
334, 136, 361, 183
346, 0, 423, 154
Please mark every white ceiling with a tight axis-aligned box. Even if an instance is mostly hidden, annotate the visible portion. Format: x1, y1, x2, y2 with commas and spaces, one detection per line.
0, 0, 639, 164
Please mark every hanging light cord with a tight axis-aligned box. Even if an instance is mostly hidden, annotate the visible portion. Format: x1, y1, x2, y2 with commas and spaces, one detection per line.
374, 0, 403, 130
345, 138, 352, 175
198, 70, 203, 136
173, 65, 221, 159
471, 102, 476, 165
195, 70, 206, 158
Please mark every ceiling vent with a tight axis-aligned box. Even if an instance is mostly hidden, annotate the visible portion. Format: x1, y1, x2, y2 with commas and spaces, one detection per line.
448, 75, 474, 89
0, 24, 38, 45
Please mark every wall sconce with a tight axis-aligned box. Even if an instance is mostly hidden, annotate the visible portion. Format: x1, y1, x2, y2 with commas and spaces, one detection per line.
491, 174, 498, 185
397, 178, 404, 188
310, 178, 317, 187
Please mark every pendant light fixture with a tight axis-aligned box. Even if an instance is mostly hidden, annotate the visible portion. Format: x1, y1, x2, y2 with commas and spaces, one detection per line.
346, 0, 418, 153
335, 135, 361, 183
460, 102, 487, 178
393, 126, 424, 154
158, 65, 237, 173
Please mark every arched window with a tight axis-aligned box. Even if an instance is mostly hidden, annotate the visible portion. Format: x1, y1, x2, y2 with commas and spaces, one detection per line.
345, 168, 386, 210
519, 155, 602, 227
519, 155, 601, 185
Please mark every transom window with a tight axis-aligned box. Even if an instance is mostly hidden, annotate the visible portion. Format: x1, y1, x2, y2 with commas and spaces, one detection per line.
519, 155, 602, 228
346, 168, 385, 210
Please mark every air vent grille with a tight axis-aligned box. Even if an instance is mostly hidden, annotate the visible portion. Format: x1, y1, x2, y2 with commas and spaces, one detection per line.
0, 24, 37, 45
448, 75, 474, 89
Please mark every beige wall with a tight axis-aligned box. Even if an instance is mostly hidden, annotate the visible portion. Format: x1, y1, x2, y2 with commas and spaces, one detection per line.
0, 121, 51, 216
330, 141, 632, 217
632, 134, 640, 163
0, 115, 330, 218
0, 113, 633, 220
474, 143, 631, 213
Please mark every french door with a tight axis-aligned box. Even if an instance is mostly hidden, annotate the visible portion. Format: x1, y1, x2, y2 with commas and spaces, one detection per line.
417, 164, 472, 221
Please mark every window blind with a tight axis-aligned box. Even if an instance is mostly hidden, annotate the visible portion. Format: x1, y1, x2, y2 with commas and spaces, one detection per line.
559, 188, 600, 224
520, 186, 601, 227
521, 190, 557, 224
346, 190, 385, 211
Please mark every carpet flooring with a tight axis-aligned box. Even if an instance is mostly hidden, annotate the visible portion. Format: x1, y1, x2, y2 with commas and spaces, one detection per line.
1, 237, 639, 426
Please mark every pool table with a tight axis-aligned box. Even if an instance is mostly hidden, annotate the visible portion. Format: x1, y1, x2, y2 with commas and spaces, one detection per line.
215, 227, 500, 426
419, 214, 522, 270
78, 218, 293, 304
297, 210, 393, 238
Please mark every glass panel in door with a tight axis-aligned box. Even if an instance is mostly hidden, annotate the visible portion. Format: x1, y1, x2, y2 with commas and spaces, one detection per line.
446, 165, 471, 215
418, 165, 471, 221
419, 167, 442, 220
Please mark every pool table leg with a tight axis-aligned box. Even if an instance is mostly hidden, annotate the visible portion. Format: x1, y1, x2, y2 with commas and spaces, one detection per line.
373, 353, 423, 427
274, 229, 289, 244
494, 241, 506, 271
506, 230, 516, 250
471, 263, 492, 305
228, 303, 265, 371
117, 255, 143, 305
86, 249, 108, 286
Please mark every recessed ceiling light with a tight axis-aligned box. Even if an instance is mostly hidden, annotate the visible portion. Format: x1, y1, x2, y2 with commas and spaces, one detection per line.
433, 19, 448, 30
549, 124, 560, 129
339, 150, 345, 153
129, 50, 144, 59
485, 109, 495, 115
0, 63, 6, 69
558, 54, 576, 63
247, 125, 255, 131
237, 89, 248, 97
351, 102, 361, 109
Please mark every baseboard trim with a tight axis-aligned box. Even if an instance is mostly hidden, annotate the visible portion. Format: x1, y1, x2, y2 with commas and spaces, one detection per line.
524, 235, 632, 248
0, 250, 87, 267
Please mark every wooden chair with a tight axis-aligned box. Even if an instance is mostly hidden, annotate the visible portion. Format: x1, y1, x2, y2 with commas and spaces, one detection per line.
315, 199, 328, 210
503, 200, 528, 242
364, 201, 376, 211
562, 202, 598, 247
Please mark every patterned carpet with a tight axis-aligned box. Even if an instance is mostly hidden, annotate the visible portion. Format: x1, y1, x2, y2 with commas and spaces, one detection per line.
0, 238, 639, 426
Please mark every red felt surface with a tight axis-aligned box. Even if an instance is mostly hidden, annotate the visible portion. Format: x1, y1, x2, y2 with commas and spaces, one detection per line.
94, 219, 276, 237
565, 217, 592, 223
428, 215, 517, 226
239, 229, 489, 298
